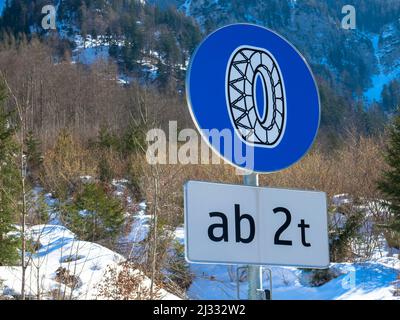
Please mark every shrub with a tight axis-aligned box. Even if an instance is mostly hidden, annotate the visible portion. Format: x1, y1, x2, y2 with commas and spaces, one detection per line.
303, 268, 340, 287
41, 130, 96, 200
97, 262, 162, 300
330, 205, 364, 262
165, 241, 193, 291
55, 267, 81, 289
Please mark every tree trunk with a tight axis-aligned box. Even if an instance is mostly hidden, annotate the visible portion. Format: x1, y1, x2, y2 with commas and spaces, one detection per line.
21, 148, 27, 300
150, 174, 158, 299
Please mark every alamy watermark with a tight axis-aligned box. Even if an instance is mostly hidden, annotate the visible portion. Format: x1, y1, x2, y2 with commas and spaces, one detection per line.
41, 5, 56, 30
341, 5, 356, 30
146, 121, 254, 174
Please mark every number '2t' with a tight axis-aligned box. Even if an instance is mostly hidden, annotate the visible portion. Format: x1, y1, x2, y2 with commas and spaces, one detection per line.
273, 207, 311, 247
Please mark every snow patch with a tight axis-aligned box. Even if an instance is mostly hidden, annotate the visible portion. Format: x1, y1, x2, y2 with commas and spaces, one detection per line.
0, 224, 178, 300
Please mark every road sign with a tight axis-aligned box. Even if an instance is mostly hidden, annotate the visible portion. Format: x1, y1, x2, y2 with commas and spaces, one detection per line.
186, 24, 320, 173
184, 180, 329, 268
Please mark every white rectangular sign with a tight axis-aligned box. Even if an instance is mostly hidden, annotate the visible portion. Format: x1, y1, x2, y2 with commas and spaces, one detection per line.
184, 181, 329, 268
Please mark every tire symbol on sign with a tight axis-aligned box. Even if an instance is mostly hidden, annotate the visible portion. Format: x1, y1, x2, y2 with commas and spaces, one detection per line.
226, 46, 286, 147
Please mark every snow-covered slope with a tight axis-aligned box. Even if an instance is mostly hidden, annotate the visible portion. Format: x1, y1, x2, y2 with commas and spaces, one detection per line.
71, 35, 111, 65
173, 228, 400, 300
364, 23, 400, 103
0, 224, 179, 300
185, 259, 399, 300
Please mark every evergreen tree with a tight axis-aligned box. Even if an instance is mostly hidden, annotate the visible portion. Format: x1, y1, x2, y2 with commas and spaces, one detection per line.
157, 30, 180, 65
378, 111, 400, 239
96, 126, 119, 150
121, 122, 147, 155
64, 182, 124, 242
0, 86, 21, 266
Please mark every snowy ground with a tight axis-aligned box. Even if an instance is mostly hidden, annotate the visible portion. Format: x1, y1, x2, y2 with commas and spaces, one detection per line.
0, 224, 179, 300
364, 31, 400, 103
173, 227, 400, 300
71, 35, 113, 65
0, 181, 178, 300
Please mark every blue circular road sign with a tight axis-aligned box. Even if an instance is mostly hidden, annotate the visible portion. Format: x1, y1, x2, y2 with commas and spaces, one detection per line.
186, 24, 320, 173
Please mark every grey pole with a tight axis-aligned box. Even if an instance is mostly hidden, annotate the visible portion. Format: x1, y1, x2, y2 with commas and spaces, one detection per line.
243, 173, 263, 300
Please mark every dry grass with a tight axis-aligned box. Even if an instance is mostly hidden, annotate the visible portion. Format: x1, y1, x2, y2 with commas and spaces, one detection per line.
40, 130, 97, 199
262, 134, 386, 202
38, 129, 387, 229
97, 262, 162, 300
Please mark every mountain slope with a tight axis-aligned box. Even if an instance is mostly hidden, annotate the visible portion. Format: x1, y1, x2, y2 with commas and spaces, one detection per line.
153, 0, 400, 103
0, 0, 202, 89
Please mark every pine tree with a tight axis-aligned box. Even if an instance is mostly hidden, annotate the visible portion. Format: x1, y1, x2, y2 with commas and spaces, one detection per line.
378, 112, 400, 240
0, 86, 21, 266
64, 182, 124, 242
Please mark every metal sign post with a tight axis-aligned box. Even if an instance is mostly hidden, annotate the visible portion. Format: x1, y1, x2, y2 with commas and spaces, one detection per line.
243, 173, 263, 300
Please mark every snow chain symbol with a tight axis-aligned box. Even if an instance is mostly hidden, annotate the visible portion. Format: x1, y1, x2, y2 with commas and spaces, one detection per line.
226, 46, 286, 147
